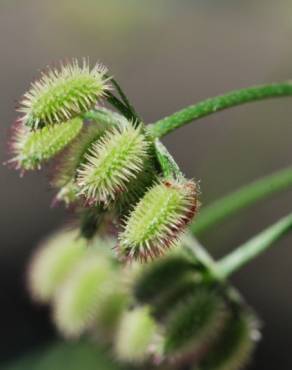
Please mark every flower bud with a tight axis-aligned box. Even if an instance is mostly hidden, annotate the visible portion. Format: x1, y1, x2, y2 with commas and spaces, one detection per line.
28, 228, 86, 303
114, 306, 158, 363
9, 117, 82, 171
199, 311, 260, 370
77, 122, 150, 205
53, 253, 116, 338
164, 289, 226, 362
19, 59, 109, 128
119, 178, 199, 262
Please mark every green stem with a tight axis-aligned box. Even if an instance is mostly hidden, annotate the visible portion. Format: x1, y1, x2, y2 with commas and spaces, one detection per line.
217, 213, 292, 279
149, 82, 292, 138
191, 166, 292, 236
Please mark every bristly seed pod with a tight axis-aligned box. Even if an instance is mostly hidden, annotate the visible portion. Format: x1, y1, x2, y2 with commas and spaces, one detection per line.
9, 117, 82, 171
199, 312, 260, 370
53, 253, 115, 338
28, 228, 86, 303
77, 122, 150, 205
134, 254, 197, 304
164, 289, 226, 363
119, 178, 199, 262
18, 59, 110, 128
114, 306, 158, 363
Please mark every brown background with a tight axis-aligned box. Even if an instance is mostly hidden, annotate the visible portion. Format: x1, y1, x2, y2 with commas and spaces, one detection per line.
1, 1, 292, 368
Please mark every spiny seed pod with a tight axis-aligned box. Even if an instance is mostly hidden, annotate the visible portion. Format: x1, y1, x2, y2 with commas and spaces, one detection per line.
134, 254, 197, 304
151, 273, 203, 320
9, 117, 83, 171
53, 253, 116, 338
198, 312, 260, 370
93, 282, 130, 339
119, 178, 199, 262
19, 59, 110, 128
114, 306, 158, 363
52, 108, 126, 190
77, 122, 150, 205
164, 289, 226, 362
28, 228, 86, 303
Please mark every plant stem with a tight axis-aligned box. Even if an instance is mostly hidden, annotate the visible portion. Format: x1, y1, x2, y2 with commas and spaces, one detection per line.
149, 82, 292, 138
217, 213, 292, 279
191, 166, 292, 236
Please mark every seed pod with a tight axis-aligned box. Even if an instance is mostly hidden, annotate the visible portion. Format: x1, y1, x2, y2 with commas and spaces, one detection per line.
53, 253, 116, 338
28, 228, 86, 303
198, 311, 260, 370
9, 117, 83, 171
52, 108, 126, 190
134, 254, 197, 304
77, 122, 150, 205
119, 178, 199, 262
114, 306, 158, 363
164, 289, 226, 362
19, 59, 109, 128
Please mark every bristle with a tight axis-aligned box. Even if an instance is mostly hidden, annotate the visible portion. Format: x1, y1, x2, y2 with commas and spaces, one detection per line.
134, 254, 197, 304
164, 289, 226, 362
9, 117, 83, 171
53, 252, 116, 338
18, 59, 110, 128
118, 178, 199, 262
199, 311, 260, 370
114, 306, 158, 363
28, 228, 86, 303
77, 122, 150, 205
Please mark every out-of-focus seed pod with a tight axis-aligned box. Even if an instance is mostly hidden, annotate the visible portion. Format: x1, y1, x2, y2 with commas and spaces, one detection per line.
77, 122, 150, 205
9, 117, 83, 171
198, 311, 260, 370
133, 254, 197, 304
119, 178, 199, 262
164, 289, 226, 362
53, 253, 115, 338
19, 59, 109, 128
28, 228, 86, 303
114, 306, 158, 363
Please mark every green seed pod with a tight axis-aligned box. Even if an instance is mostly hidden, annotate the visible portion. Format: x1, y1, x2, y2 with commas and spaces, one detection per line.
28, 228, 86, 303
10, 117, 83, 171
53, 253, 116, 338
52, 108, 126, 190
152, 272, 202, 320
119, 178, 199, 262
134, 254, 197, 304
114, 306, 158, 363
19, 59, 109, 128
77, 122, 150, 205
164, 289, 226, 362
198, 312, 260, 370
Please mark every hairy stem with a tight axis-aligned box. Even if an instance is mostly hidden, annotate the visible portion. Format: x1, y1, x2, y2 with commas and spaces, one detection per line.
149, 82, 292, 138
191, 166, 292, 236
217, 213, 292, 279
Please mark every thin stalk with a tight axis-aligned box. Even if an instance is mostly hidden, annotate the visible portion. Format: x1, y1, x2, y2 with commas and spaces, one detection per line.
149, 82, 292, 138
217, 213, 292, 279
191, 166, 292, 236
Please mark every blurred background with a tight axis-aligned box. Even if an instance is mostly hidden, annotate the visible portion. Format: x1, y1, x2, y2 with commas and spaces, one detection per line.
1, 0, 292, 368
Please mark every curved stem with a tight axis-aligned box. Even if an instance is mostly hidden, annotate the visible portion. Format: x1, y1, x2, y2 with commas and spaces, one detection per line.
149, 82, 292, 138
191, 166, 292, 236
217, 213, 292, 279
